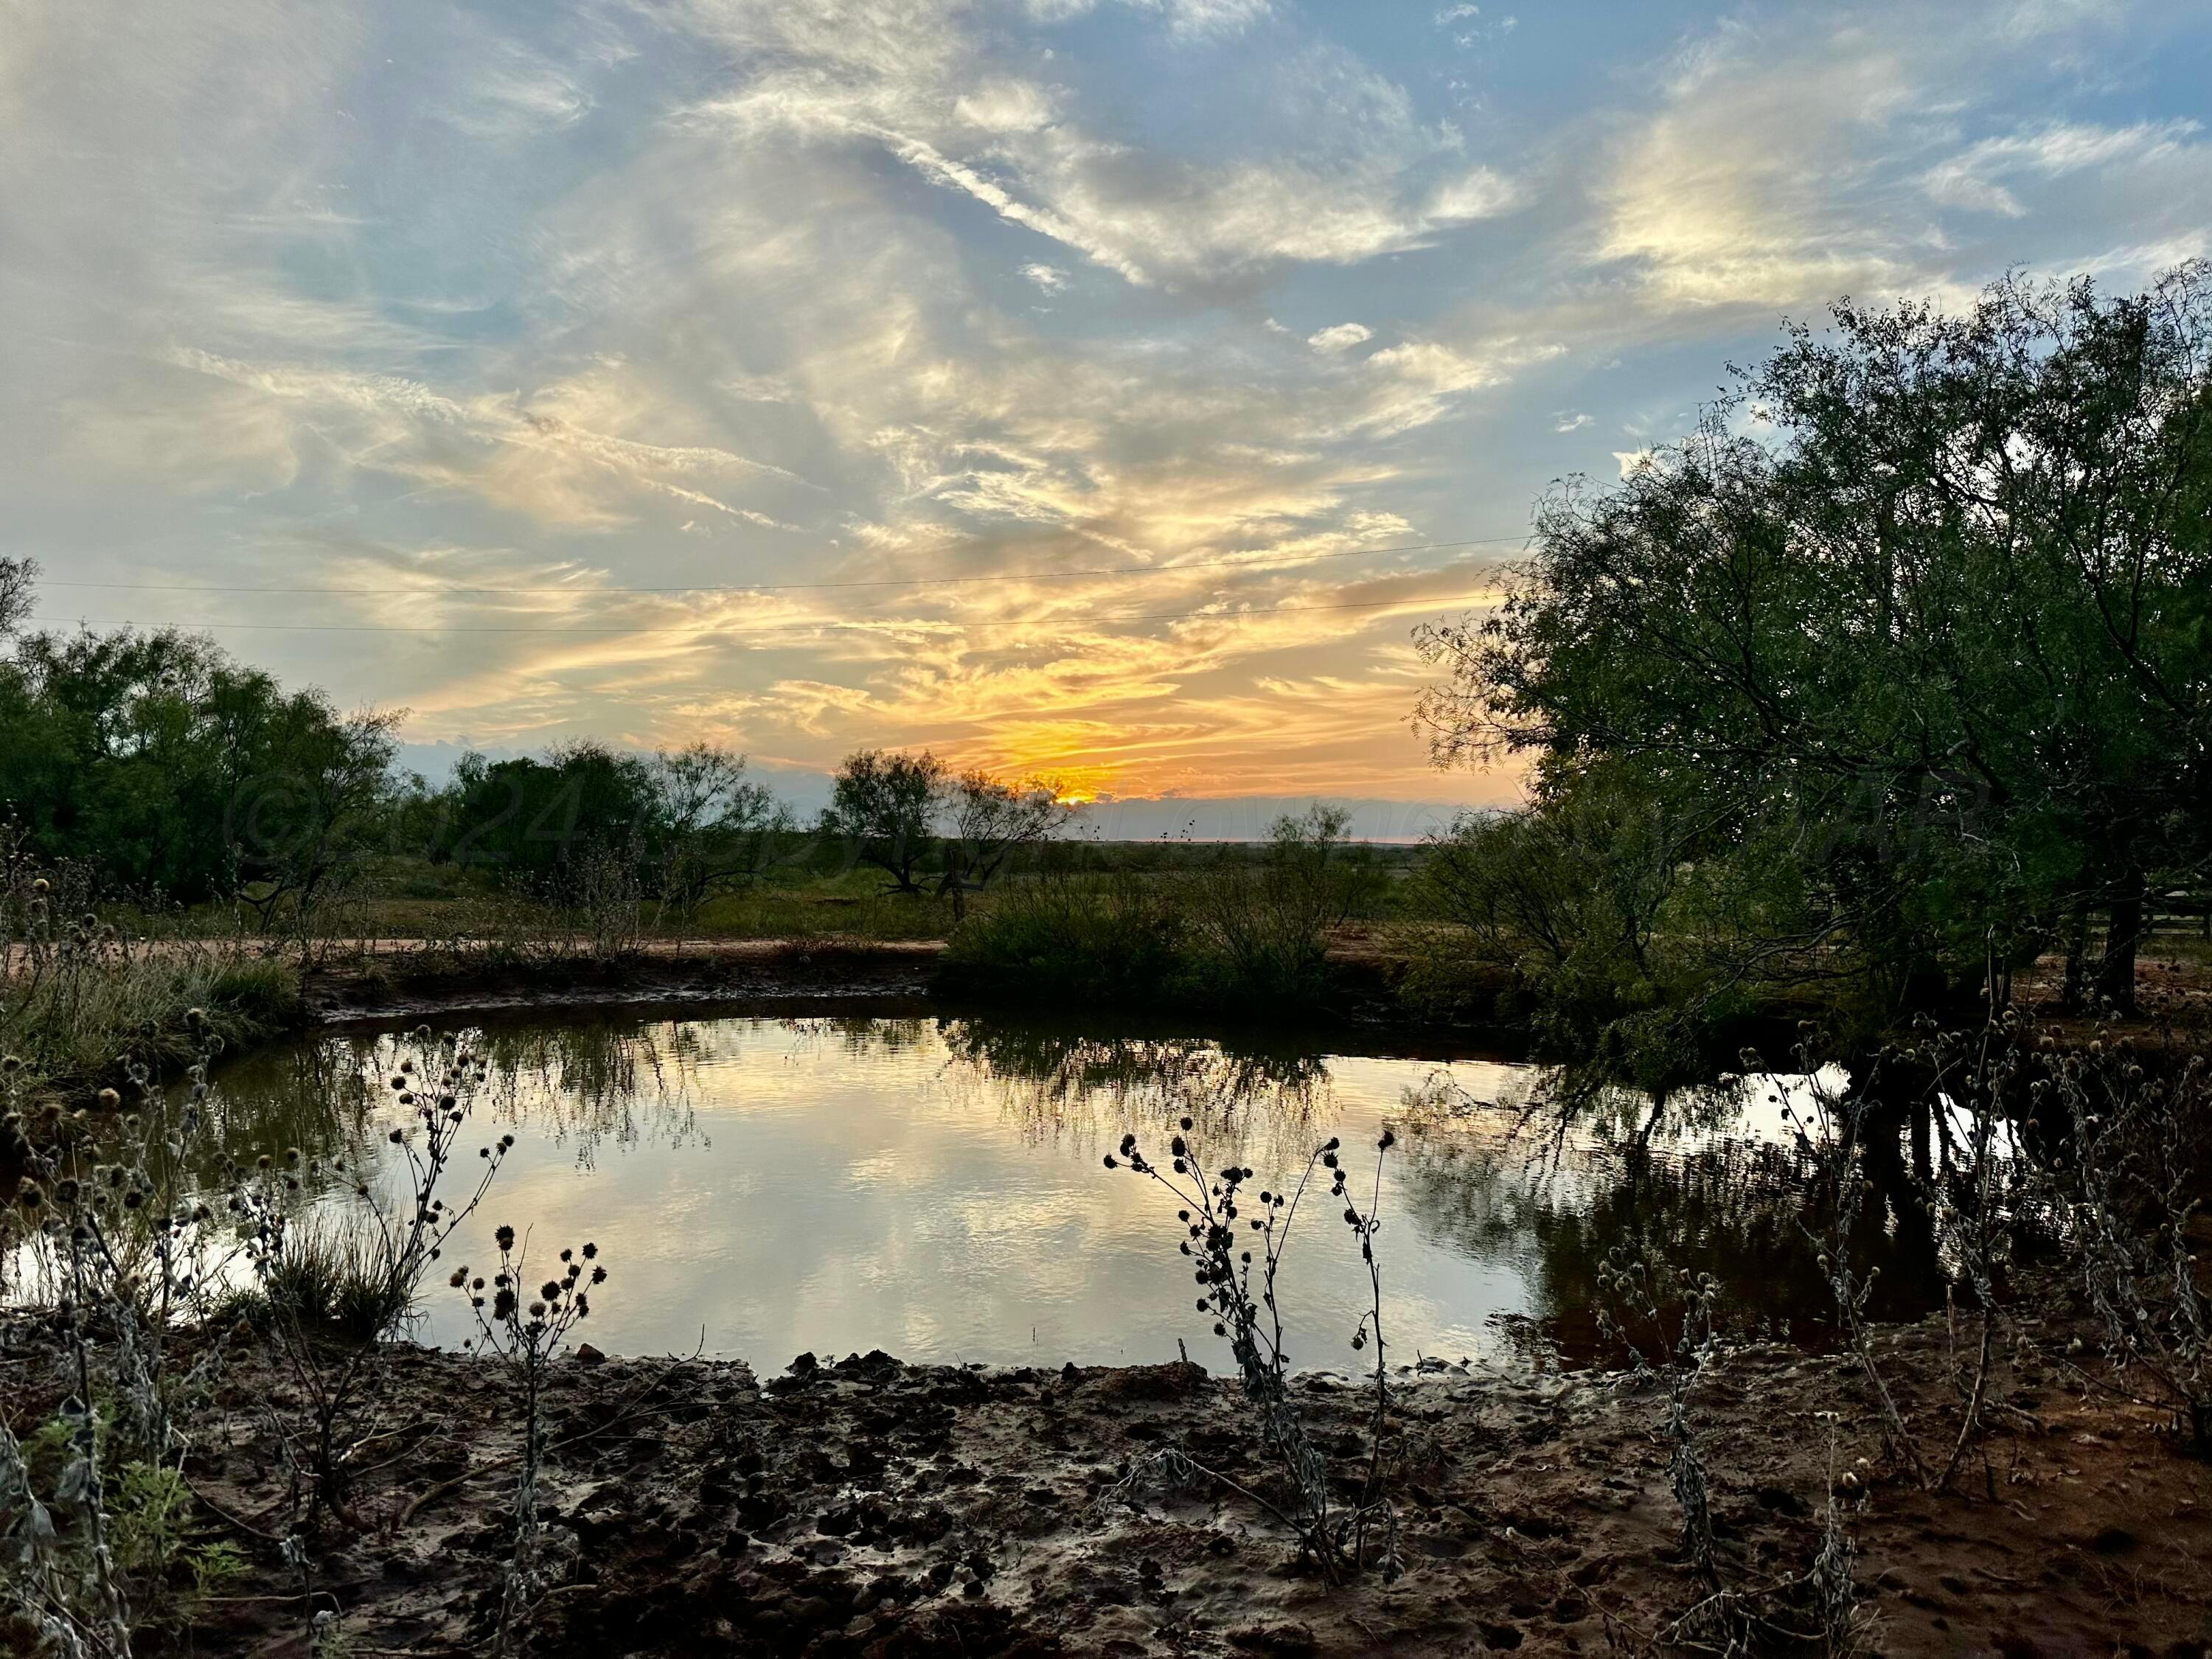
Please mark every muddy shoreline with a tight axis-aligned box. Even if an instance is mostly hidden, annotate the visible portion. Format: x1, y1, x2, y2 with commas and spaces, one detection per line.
300, 939, 949, 1026
294, 936, 1526, 1060
4, 1287, 2207, 1658
290, 931, 2212, 1071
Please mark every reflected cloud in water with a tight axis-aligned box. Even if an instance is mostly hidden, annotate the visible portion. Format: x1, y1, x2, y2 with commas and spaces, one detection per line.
110, 1014, 1953, 1369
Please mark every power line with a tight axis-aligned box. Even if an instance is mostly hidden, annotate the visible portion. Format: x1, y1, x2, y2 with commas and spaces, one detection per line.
26, 588, 1500, 638
32, 532, 1532, 598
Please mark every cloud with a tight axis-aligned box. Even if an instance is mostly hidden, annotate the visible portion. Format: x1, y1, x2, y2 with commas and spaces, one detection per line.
1037, 0, 1273, 38
1925, 118, 2204, 217
1588, 4, 2212, 321
1593, 24, 1930, 310
692, 12, 1520, 287
1152, 0, 1273, 38
1307, 322, 1373, 353
6, 0, 2208, 804
954, 80, 1060, 134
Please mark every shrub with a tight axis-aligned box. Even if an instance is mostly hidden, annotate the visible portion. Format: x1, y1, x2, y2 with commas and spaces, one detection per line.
1188, 806, 1382, 1009
942, 869, 1192, 1007
946, 808, 1381, 1015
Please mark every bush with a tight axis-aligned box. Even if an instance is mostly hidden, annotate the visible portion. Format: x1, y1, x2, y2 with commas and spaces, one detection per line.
941, 869, 1192, 1007
0, 835, 302, 1098
1189, 806, 1382, 1009
945, 808, 1382, 1015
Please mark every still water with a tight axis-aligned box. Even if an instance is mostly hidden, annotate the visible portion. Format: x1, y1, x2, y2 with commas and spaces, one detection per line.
197, 1010, 1935, 1369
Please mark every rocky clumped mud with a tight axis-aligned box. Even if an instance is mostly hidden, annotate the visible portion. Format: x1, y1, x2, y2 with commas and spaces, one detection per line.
7, 1298, 2209, 1657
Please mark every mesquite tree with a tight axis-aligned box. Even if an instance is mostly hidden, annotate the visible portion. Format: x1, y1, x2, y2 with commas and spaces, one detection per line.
1418, 264, 2212, 1015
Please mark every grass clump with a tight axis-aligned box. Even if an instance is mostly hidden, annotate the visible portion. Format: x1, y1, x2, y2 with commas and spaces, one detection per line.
1, 835, 302, 1099
945, 807, 1383, 1015
236, 1218, 416, 1347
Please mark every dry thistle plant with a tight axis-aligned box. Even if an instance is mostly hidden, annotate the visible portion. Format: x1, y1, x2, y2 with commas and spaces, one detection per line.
0, 1004, 251, 1659
1102, 1116, 1400, 1577
1596, 1242, 1866, 1652
1809, 1413, 1875, 1655
2031, 1028, 2211, 1454
1776, 1048, 1933, 1487
1595, 1246, 1722, 1590
229, 1028, 513, 1531
1905, 1008, 2034, 1493
452, 1228, 606, 1658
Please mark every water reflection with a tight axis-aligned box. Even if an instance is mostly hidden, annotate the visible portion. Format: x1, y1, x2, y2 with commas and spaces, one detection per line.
28, 1012, 1951, 1369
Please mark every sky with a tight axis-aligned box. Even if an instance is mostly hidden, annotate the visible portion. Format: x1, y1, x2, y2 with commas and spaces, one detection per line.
4, 0, 2210, 815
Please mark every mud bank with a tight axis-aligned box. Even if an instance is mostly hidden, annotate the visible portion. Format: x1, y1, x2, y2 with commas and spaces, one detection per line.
296, 935, 1515, 1053
4, 1296, 2207, 1657
302, 938, 949, 1028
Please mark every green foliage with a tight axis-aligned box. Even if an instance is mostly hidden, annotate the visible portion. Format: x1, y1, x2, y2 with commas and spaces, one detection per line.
4, 1406, 240, 1647
820, 748, 948, 894
1191, 806, 1385, 1007
1404, 768, 1809, 1080
188, 1540, 248, 1604
1417, 262, 2212, 1025
403, 740, 796, 921
418, 742, 658, 886
108, 1461, 191, 1578
942, 869, 1192, 1006
110, 1461, 246, 1630
0, 623, 397, 908
945, 807, 1382, 1014
18, 1413, 80, 1493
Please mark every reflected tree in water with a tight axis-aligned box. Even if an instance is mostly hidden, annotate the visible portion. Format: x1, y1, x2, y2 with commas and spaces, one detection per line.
936, 1019, 1329, 1163
1391, 1071, 1948, 1366
203, 1018, 717, 1211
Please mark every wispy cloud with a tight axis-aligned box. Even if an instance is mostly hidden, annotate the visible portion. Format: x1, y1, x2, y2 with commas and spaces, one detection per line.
1307, 322, 1373, 353
4, 0, 2207, 800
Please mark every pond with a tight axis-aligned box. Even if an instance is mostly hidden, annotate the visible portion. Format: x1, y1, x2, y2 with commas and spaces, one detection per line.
181, 1009, 1943, 1369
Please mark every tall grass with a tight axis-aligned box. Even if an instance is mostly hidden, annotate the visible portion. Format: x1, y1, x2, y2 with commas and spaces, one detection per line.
940, 868, 1191, 1005
942, 807, 1383, 1014
1, 835, 301, 1098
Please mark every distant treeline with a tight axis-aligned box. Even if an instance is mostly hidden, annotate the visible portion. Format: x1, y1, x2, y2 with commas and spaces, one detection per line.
0, 602, 1080, 924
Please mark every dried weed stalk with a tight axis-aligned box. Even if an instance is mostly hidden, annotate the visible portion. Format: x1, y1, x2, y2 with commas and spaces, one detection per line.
453, 1227, 605, 1658
1104, 1117, 1399, 1576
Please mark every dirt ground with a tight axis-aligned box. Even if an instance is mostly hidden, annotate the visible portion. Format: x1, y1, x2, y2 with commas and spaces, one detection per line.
5, 1287, 2208, 1659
